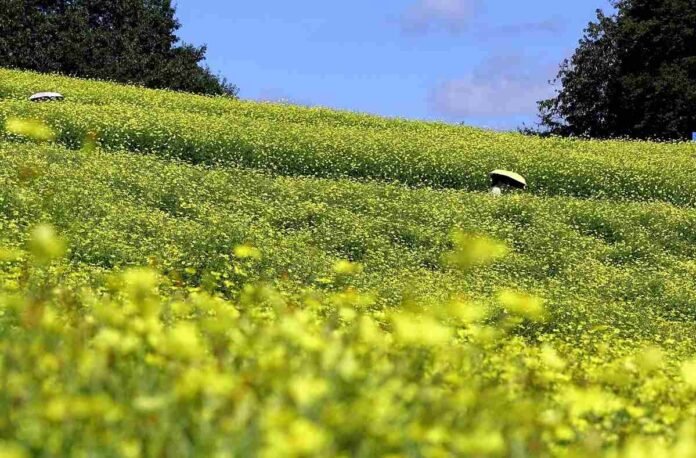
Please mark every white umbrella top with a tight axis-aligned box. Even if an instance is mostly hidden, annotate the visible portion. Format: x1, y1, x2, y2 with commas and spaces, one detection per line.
29, 92, 64, 102
490, 170, 527, 189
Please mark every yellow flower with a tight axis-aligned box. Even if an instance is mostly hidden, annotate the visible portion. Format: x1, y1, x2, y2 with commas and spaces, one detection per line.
497, 290, 545, 322
0, 247, 23, 262
5, 117, 56, 141
28, 224, 66, 263
333, 260, 364, 275
540, 345, 566, 370
392, 312, 453, 347
446, 299, 488, 324
122, 268, 160, 316
0, 441, 28, 458
636, 346, 664, 373
163, 323, 205, 360
263, 418, 327, 457
681, 359, 696, 388
445, 232, 509, 271
133, 395, 169, 413
234, 244, 262, 260
289, 376, 329, 406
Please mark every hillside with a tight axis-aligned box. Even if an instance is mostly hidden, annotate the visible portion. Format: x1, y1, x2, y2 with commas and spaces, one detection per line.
0, 69, 695, 456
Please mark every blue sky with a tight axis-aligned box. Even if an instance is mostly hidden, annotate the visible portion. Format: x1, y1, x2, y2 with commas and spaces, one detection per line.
174, 0, 612, 130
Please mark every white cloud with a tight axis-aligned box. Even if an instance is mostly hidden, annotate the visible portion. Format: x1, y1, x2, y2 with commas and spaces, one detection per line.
418, 0, 477, 18
430, 79, 550, 118
401, 0, 480, 34
493, 17, 565, 36
399, 2, 565, 37
429, 55, 557, 119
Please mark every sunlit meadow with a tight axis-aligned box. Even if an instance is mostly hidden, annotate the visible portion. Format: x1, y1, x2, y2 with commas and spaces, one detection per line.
0, 69, 695, 456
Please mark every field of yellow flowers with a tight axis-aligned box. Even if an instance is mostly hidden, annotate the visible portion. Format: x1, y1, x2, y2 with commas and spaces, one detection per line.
0, 69, 695, 456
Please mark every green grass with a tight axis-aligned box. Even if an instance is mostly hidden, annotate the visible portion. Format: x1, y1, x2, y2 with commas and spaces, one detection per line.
0, 68, 695, 457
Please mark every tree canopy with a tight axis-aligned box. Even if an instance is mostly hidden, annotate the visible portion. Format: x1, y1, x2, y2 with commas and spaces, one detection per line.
0, 0, 237, 97
534, 0, 696, 140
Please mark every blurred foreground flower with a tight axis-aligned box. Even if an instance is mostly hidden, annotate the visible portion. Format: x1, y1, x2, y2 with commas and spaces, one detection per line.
445, 231, 509, 271
333, 259, 363, 276
5, 118, 56, 142
392, 312, 453, 347
0, 441, 28, 458
234, 244, 262, 260
163, 323, 204, 360
28, 224, 66, 264
681, 359, 696, 389
497, 289, 545, 322
122, 268, 160, 316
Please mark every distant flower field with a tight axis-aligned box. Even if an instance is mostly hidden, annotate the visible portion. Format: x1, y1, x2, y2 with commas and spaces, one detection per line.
0, 69, 695, 456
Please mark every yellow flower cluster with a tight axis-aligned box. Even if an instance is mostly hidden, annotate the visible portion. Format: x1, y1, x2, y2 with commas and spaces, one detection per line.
0, 69, 694, 456
0, 224, 692, 456
1, 68, 695, 206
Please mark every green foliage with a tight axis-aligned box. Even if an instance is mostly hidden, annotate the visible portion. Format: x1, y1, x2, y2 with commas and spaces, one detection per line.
0, 0, 237, 97
0, 70, 695, 456
535, 0, 696, 140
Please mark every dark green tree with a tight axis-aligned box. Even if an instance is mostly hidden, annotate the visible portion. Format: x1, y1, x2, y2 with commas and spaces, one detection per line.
0, 0, 237, 97
533, 0, 696, 140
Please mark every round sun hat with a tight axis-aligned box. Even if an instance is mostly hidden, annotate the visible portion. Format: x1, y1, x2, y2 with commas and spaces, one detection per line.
29, 92, 64, 102
490, 170, 527, 189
